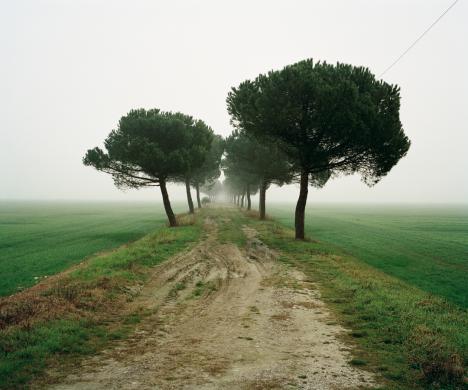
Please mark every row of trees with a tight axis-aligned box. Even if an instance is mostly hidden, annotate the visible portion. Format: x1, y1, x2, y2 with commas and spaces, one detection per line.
83, 109, 223, 227
222, 130, 291, 218
226, 59, 411, 239
84, 59, 410, 239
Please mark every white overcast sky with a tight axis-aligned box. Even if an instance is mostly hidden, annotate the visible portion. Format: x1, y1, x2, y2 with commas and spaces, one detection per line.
1, 0, 467, 203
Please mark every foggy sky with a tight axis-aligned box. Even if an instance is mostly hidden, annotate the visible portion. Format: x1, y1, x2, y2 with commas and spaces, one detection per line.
1, 0, 467, 204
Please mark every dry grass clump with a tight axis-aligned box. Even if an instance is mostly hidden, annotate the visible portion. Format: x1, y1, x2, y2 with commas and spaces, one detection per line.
0, 275, 129, 331
244, 210, 261, 219
244, 209, 274, 221
270, 312, 291, 321
176, 213, 196, 226
296, 301, 321, 309
0, 295, 74, 330
408, 325, 465, 386
0, 278, 78, 330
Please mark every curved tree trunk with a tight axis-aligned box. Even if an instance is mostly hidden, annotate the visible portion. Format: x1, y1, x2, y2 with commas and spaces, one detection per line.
246, 184, 251, 211
259, 180, 267, 220
241, 193, 245, 208
160, 178, 177, 227
295, 171, 309, 240
185, 177, 194, 214
195, 182, 201, 208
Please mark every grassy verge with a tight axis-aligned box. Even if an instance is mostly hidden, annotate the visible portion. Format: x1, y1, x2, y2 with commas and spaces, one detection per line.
268, 204, 468, 308
248, 214, 467, 389
0, 217, 201, 389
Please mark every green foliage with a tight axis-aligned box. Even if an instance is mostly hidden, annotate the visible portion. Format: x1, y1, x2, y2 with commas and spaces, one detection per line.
167, 112, 215, 184
84, 109, 213, 188
223, 175, 246, 199
200, 180, 223, 200
191, 134, 224, 188
227, 59, 411, 184
222, 131, 258, 198
227, 59, 411, 238
83, 108, 215, 224
223, 130, 292, 194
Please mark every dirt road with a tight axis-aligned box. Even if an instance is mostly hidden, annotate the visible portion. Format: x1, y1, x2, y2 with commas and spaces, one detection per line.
48, 217, 374, 389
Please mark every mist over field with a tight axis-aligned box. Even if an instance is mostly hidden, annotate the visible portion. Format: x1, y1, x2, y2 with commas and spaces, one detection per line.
1, 0, 467, 203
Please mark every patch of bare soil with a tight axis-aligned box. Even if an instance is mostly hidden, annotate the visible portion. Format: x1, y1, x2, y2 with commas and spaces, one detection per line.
45, 219, 375, 389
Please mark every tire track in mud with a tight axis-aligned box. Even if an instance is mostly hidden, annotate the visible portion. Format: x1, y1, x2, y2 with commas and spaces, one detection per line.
47, 217, 375, 389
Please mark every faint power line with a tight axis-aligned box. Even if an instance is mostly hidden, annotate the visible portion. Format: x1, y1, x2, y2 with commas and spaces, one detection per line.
379, 0, 459, 78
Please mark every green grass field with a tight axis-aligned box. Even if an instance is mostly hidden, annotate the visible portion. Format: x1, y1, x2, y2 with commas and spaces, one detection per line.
1, 205, 466, 388
2, 201, 467, 308
268, 203, 468, 308
0, 201, 185, 296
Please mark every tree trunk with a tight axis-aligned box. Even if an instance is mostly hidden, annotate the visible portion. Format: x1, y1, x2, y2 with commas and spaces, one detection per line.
259, 180, 267, 220
160, 178, 177, 227
241, 193, 245, 208
195, 182, 201, 208
295, 171, 309, 240
185, 177, 194, 214
246, 184, 251, 211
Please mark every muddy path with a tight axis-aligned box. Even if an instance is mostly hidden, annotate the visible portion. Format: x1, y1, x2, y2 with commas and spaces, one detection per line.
47, 217, 374, 389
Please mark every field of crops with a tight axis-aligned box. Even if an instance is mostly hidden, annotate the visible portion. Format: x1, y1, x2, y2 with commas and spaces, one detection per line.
0, 201, 185, 296
269, 203, 468, 308
2, 201, 467, 309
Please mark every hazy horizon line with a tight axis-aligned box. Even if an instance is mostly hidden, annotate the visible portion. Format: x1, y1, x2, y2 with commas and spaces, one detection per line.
1, 198, 467, 206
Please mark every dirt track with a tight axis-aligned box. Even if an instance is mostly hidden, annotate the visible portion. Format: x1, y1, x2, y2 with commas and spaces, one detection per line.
48, 217, 374, 389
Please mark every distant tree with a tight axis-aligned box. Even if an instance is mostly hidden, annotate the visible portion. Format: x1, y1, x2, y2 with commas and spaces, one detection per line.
170, 114, 214, 214
201, 180, 223, 202
191, 135, 224, 208
223, 132, 261, 211
223, 176, 244, 205
223, 130, 290, 216
255, 142, 293, 219
83, 108, 207, 227
227, 59, 411, 239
